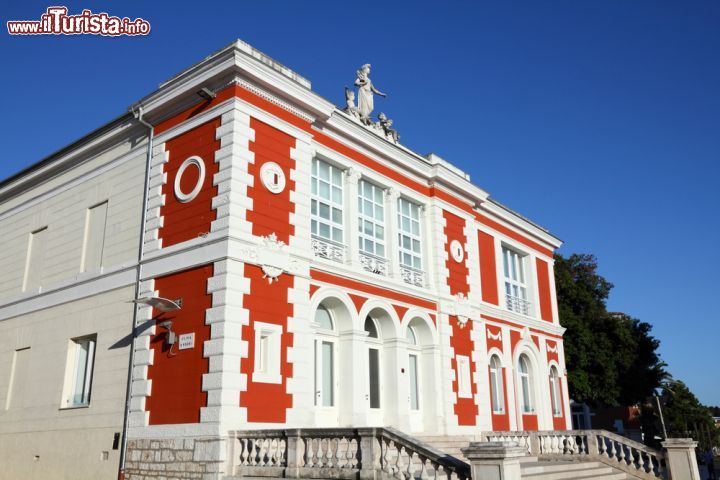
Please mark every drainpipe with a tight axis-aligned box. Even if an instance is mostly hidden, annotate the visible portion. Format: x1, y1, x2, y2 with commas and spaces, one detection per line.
117, 104, 154, 480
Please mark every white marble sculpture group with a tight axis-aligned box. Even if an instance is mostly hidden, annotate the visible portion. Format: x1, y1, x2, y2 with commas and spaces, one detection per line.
344, 64, 400, 144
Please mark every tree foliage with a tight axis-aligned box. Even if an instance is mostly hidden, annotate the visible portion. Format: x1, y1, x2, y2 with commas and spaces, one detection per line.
554, 253, 667, 406
662, 380, 720, 449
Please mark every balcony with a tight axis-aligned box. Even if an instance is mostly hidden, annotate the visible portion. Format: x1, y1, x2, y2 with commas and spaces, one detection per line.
359, 251, 388, 276
506, 293, 531, 316
399, 265, 425, 288
311, 236, 345, 263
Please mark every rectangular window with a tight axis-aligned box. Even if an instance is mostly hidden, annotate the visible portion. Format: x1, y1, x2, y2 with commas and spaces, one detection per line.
64, 336, 96, 407
80, 201, 108, 272
408, 354, 420, 410
5, 347, 30, 410
368, 348, 381, 409
397, 198, 422, 270
23, 227, 48, 291
502, 247, 529, 315
490, 362, 505, 414
311, 159, 344, 244
314, 340, 335, 407
252, 322, 282, 384
358, 180, 386, 258
456, 355, 472, 399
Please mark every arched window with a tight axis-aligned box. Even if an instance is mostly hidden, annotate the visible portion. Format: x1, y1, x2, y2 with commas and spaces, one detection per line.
364, 316, 379, 338
315, 305, 334, 330
405, 326, 417, 345
489, 355, 505, 414
549, 366, 562, 416
518, 354, 534, 413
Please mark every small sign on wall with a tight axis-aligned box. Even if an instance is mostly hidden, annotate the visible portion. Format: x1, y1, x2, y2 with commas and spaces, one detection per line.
179, 332, 195, 350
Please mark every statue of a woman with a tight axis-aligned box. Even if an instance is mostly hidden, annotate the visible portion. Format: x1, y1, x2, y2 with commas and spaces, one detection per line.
354, 64, 386, 123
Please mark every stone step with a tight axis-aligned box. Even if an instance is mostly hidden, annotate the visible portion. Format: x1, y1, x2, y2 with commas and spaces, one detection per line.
522, 461, 604, 474
522, 465, 627, 480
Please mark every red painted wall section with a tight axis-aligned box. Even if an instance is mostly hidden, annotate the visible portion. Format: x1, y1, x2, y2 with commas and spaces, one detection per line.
159, 118, 221, 248
486, 325, 503, 352
146, 265, 213, 425
546, 340, 559, 364
247, 118, 296, 243
490, 369, 511, 431
309, 270, 437, 311
449, 316, 478, 425
523, 414, 539, 431
240, 264, 294, 422
536, 258, 553, 322
348, 294, 367, 314
510, 330, 522, 354
477, 231, 499, 305
443, 211, 470, 296
552, 377, 567, 430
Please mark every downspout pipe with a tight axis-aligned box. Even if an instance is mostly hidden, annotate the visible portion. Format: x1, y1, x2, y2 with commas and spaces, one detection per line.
118, 104, 154, 480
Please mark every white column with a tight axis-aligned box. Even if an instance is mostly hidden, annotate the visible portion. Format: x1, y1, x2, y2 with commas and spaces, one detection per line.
385, 188, 401, 281
384, 339, 408, 430
345, 168, 362, 269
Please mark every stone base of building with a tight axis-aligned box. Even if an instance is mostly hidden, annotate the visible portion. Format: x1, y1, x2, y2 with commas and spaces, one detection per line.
124, 437, 227, 480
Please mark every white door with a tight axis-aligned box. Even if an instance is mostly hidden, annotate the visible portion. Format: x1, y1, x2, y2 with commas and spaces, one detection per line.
366, 346, 383, 425
408, 353, 423, 431
314, 339, 338, 426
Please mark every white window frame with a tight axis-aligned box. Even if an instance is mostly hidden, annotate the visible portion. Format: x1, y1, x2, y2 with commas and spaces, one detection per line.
80, 201, 108, 273
23, 226, 48, 292
311, 158, 344, 245
406, 326, 421, 411
62, 335, 97, 408
397, 197, 423, 270
358, 179, 386, 259
456, 355, 472, 399
518, 355, 535, 414
550, 366, 563, 417
314, 305, 337, 408
252, 322, 283, 384
502, 246, 529, 315
489, 355, 505, 414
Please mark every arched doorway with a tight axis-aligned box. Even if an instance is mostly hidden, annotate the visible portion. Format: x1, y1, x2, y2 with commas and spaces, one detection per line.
404, 315, 438, 433
311, 295, 354, 427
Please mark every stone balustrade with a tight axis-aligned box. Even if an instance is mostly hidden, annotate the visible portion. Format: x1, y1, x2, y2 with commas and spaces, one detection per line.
228, 427, 470, 480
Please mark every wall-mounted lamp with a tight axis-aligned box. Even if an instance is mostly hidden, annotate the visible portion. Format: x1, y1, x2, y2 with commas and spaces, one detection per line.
196, 87, 216, 101
132, 296, 182, 312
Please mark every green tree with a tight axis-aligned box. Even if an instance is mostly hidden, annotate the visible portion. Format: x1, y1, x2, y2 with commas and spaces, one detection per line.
662, 380, 720, 449
554, 253, 667, 406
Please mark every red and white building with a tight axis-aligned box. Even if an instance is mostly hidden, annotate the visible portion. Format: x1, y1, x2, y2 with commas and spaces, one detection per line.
0, 40, 567, 479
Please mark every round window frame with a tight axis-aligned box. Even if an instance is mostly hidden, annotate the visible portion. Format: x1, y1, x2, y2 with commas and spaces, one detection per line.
260, 161, 286, 194
173, 156, 206, 203
450, 239, 464, 263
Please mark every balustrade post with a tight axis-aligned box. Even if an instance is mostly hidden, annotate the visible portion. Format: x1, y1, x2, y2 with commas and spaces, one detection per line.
462, 441, 528, 480
528, 433, 541, 456
285, 429, 303, 478
585, 431, 599, 456
358, 428, 380, 480
661, 438, 701, 480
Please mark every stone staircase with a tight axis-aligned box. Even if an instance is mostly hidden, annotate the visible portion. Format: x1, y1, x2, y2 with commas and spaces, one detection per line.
416, 435, 632, 479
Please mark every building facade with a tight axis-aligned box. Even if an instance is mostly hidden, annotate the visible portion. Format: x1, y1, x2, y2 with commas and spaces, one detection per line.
0, 40, 568, 479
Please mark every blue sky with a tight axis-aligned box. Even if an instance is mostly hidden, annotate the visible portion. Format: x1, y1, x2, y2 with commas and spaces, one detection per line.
2, 1, 718, 405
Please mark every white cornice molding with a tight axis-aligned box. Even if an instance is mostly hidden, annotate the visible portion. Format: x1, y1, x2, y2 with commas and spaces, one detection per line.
133, 42, 335, 125
0, 116, 140, 203
479, 201, 563, 251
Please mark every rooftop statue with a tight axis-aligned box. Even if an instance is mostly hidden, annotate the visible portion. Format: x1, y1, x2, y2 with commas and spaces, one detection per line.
354, 63, 386, 124
377, 113, 399, 144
